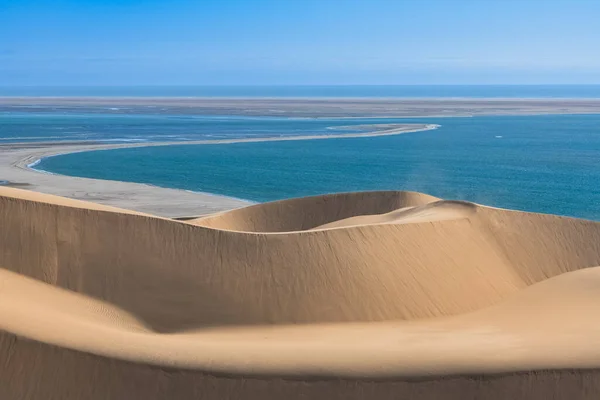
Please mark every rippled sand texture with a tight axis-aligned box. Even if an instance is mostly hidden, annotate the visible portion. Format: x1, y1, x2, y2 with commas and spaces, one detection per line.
2, 187, 600, 399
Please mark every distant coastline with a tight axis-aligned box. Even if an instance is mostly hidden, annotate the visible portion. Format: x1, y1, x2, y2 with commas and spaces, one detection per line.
3, 96, 600, 118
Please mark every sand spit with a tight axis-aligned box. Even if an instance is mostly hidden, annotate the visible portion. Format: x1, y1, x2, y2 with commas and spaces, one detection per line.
0, 123, 435, 217
2, 187, 600, 399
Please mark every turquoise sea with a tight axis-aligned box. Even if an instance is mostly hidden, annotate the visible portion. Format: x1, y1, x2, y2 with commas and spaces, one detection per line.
15, 112, 599, 221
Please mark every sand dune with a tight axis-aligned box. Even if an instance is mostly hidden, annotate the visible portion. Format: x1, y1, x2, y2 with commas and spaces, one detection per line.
313, 200, 477, 229
2, 187, 600, 399
190, 190, 441, 232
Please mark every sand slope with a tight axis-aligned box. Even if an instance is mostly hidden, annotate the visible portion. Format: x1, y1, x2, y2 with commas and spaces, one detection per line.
2, 186, 600, 399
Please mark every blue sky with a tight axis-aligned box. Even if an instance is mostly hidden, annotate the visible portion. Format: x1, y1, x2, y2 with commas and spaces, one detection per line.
2, 0, 600, 85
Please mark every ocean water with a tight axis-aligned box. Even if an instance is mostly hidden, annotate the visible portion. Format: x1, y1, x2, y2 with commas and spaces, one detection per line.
2, 84, 600, 98
33, 113, 600, 221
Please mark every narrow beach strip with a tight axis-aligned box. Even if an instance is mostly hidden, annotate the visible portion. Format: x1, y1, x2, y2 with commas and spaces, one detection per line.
0, 123, 439, 216
18, 123, 440, 172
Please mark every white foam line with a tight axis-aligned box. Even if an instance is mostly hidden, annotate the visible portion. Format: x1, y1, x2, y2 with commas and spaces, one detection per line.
27, 159, 41, 168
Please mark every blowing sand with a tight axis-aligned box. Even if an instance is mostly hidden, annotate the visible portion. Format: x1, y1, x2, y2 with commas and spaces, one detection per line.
2, 187, 600, 399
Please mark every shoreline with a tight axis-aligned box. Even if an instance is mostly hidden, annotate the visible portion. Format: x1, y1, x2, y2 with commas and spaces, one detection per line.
22, 123, 439, 170
0, 123, 438, 216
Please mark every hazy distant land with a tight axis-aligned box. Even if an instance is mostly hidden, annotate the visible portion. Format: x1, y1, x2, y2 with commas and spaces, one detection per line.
2, 97, 600, 117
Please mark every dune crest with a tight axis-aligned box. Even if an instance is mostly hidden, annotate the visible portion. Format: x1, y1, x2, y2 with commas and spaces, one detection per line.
2, 186, 600, 399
